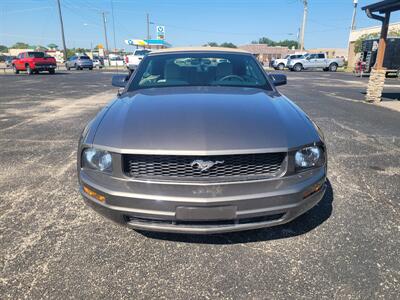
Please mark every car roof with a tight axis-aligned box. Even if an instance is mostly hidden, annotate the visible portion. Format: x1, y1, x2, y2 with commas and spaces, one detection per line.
149, 47, 251, 55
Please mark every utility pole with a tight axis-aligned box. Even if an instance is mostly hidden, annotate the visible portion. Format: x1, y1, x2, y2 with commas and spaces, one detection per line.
56, 0, 68, 61
146, 13, 150, 40
350, 0, 358, 31
299, 0, 308, 51
102, 12, 110, 56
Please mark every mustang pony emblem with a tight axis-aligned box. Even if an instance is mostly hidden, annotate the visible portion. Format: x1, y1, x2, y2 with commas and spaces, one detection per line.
190, 160, 224, 172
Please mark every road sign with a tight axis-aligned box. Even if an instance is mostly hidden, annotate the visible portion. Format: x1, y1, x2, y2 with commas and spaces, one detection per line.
156, 26, 165, 40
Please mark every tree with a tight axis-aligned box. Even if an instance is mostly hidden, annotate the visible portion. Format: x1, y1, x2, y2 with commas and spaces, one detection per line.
35, 45, 48, 51
204, 42, 219, 47
11, 42, 30, 49
252, 37, 276, 45
220, 42, 237, 48
47, 43, 58, 50
0, 45, 8, 53
353, 29, 400, 54
276, 39, 299, 49
252, 37, 299, 49
203, 42, 237, 48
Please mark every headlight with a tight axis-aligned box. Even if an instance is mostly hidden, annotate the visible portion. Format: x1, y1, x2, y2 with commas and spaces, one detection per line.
295, 146, 324, 170
82, 148, 112, 172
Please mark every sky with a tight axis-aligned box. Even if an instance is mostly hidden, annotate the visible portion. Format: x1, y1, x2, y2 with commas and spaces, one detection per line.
1, 0, 399, 50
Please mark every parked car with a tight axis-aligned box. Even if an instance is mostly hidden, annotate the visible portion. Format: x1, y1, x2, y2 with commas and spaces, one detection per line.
105, 55, 125, 67
12, 52, 56, 74
271, 54, 305, 70
65, 55, 93, 70
287, 53, 344, 72
92, 56, 104, 69
5, 56, 17, 67
78, 47, 327, 234
125, 49, 151, 74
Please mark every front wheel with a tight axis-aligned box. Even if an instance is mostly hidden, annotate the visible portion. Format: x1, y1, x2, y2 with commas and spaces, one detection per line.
329, 63, 338, 72
293, 64, 302, 72
13, 65, 19, 74
26, 65, 33, 75
89, 67, 93, 70
49, 69, 55, 74
277, 63, 285, 70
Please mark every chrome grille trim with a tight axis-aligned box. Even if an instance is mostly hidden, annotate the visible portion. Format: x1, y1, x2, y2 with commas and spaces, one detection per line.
123, 153, 286, 182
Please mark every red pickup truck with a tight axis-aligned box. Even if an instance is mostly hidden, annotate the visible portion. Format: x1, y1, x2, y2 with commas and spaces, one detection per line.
12, 51, 57, 75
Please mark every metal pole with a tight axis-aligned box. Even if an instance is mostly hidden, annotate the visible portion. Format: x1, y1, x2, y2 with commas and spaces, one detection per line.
102, 12, 110, 56
110, 0, 118, 72
56, 0, 68, 61
350, 0, 358, 30
299, 0, 308, 51
146, 13, 150, 40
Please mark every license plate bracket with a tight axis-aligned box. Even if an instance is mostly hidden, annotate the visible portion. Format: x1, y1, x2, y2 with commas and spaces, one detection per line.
176, 206, 237, 221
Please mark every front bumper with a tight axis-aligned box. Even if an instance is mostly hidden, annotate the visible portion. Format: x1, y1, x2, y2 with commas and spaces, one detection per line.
79, 166, 326, 234
33, 64, 56, 71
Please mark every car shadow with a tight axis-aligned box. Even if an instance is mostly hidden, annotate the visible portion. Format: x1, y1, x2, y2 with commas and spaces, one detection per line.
381, 92, 400, 101
360, 91, 400, 101
137, 179, 334, 244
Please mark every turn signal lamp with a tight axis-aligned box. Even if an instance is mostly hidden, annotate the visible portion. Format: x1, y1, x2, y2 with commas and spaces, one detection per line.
303, 181, 324, 199
83, 185, 106, 202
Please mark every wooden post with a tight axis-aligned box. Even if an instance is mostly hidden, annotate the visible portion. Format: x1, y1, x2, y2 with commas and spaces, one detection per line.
374, 11, 390, 70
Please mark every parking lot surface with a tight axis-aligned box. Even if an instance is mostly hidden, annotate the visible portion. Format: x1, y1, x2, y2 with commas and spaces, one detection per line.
1, 70, 399, 299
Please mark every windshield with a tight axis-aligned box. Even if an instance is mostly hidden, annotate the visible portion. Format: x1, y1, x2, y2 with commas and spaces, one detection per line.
129, 52, 271, 91
135, 50, 151, 56
79, 56, 90, 60
27, 52, 45, 58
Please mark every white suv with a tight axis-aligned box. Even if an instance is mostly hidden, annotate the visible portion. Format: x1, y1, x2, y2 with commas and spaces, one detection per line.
272, 54, 305, 70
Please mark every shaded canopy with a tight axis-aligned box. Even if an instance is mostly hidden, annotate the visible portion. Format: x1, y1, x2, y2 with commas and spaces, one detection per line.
362, 0, 400, 14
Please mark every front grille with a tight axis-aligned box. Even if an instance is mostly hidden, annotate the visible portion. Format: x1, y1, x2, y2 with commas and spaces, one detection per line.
123, 153, 286, 182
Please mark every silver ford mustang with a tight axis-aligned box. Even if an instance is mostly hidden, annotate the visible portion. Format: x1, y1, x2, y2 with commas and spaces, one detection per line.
78, 47, 327, 234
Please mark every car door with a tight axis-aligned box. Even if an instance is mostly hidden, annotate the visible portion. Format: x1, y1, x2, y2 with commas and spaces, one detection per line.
315, 54, 327, 68
70, 56, 77, 68
16, 53, 25, 69
304, 54, 316, 68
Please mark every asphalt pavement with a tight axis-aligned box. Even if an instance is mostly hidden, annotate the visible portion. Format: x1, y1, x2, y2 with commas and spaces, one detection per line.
0, 70, 399, 299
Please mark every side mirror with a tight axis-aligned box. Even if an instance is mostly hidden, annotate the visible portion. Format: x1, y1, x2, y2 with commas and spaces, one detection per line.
270, 74, 287, 86
112, 74, 129, 88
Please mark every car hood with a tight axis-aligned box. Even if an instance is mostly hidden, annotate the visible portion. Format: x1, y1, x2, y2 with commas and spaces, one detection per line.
93, 87, 320, 154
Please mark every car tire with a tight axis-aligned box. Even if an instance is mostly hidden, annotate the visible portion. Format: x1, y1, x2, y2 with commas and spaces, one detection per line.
323, 68, 329, 72
89, 67, 93, 70
277, 63, 285, 70
26, 65, 33, 75
13, 65, 19, 74
66, 65, 70, 71
49, 69, 55, 74
329, 63, 338, 72
293, 63, 302, 72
